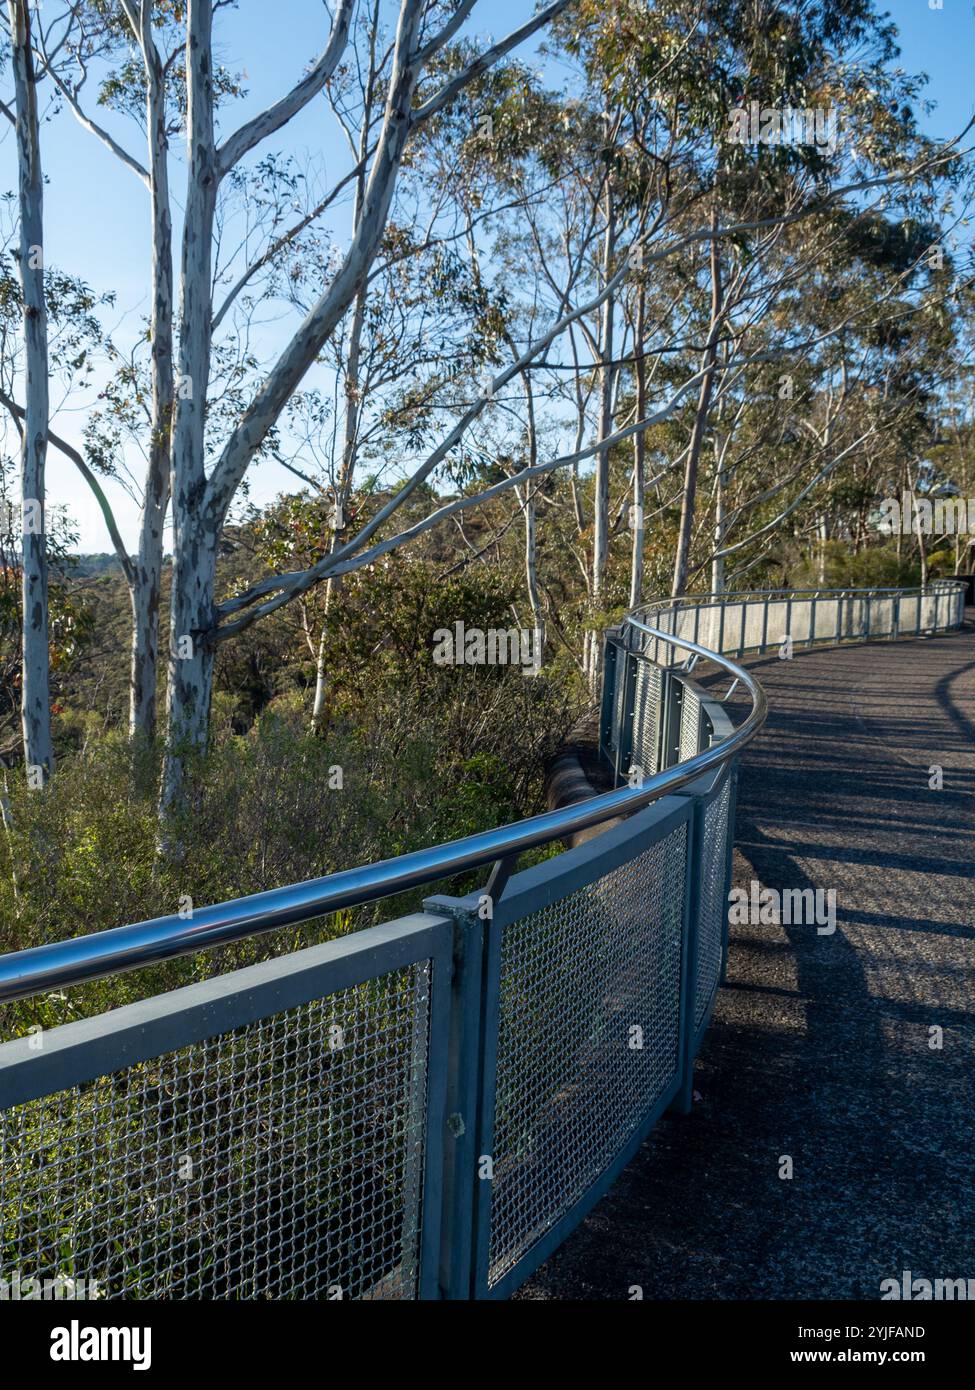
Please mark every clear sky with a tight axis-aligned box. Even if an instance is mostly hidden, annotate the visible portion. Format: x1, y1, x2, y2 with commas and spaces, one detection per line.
3, 0, 974, 552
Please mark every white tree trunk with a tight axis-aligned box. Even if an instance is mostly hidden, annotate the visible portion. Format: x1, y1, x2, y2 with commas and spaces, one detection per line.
711, 468, 727, 596
310, 617, 329, 732
711, 418, 728, 596
817, 515, 828, 585
9, 0, 54, 783
911, 485, 929, 586
628, 288, 646, 611
160, 0, 219, 811
672, 226, 723, 598
589, 185, 616, 686
131, 24, 174, 739
313, 187, 371, 734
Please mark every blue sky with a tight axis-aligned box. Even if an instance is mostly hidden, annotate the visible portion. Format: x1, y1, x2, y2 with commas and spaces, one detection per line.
3, 0, 974, 552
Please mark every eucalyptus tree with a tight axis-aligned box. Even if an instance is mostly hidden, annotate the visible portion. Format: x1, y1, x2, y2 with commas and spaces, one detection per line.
693, 185, 973, 589
8, 0, 572, 804
0, 207, 116, 766
4, 0, 967, 809
1, 0, 188, 742
153, 0, 578, 808
3, 0, 53, 783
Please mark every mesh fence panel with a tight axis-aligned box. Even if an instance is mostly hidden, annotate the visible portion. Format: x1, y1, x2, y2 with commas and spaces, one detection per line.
694, 778, 733, 1028
698, 605, 722, 653
789, 602, 812, 644
764, 600, 791, 649
743, 601, 766, 651
679, 685, 701, 764
602, 647, 619, 756
632, 661, 662, 776
671, 608, 697, 646
0, 963, 432, 1301
486, 824, 688, 1288
814, 599, 840, 641
898, 595, 920, 632
868, 596, 894, 635
843, 597, 867, 639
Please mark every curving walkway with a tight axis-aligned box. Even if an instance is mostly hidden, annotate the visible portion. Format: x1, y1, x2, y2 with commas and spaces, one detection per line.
518, 612, 975, 1299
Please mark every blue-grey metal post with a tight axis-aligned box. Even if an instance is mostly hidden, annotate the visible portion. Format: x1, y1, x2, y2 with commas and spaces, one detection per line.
619, 651, 638, 780
423, 896, 488, 1300
600, 637, 618, 763
719, 761, 740, 986
672, 795, 703, 1114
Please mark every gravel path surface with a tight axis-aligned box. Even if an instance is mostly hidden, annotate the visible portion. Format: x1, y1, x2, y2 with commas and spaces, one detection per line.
517, 616, 975, 1300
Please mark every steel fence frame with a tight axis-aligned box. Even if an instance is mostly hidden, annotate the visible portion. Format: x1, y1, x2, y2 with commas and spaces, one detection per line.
0, 584, 962, 1300
0, 914, 454, 1300
629, 579, 966, 665
427, 792, 705, 1298
0, 781, 735, 1303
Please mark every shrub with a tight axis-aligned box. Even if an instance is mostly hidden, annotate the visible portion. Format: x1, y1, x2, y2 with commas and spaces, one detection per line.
0, 664, 582, 1038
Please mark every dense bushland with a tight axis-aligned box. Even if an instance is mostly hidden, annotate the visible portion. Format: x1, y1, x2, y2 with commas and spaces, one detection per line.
0, 552, 581, 1035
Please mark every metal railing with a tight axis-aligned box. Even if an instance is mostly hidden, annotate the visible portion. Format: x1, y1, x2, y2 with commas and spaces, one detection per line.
631, 579, 967, 664
0, 621, 765, 1005
0, 584, 962, 1299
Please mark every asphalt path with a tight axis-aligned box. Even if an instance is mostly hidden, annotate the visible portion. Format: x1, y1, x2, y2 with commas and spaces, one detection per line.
518, 616, 975, 1299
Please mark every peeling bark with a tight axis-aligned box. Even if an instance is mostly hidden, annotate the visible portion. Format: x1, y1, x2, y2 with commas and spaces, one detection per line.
159, 0, 572, 806
131, 15, 174, 739
160, 0, 219, 811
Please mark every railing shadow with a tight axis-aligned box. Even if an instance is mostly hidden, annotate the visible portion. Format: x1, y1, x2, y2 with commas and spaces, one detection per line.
519, 621, 975, 1299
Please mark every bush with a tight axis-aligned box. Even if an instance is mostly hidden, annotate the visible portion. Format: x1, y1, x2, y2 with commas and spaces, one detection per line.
0, 663, 582, 1038
791, 541, 925, 590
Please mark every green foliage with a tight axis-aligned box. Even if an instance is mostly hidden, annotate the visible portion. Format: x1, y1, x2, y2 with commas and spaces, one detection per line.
0, 631, 581, 1037
791, 540, 924, 589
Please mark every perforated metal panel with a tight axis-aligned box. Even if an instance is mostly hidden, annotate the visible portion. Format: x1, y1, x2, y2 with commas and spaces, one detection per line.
920, 594, 938, 631
0, 964, 432, 1301
678, 684, 701, 764
631, 659, 663, 776
695, 778, 732, 1028
815, 599, 840, 641
486, 823, 688, 1288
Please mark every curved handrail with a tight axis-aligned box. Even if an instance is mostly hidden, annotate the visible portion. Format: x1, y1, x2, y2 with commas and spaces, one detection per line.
0, 622, 766, 1005
631, 578, 967, 619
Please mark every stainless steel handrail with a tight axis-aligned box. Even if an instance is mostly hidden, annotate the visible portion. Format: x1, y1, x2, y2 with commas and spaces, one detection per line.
631, 578, 968, 617
0, 621, 767, 1005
